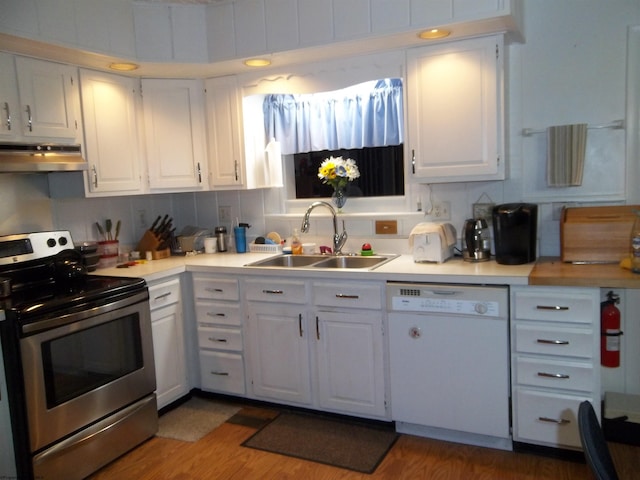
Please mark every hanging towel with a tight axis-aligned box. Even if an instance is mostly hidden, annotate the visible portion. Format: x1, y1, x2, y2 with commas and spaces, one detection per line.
546, 123, 587, 187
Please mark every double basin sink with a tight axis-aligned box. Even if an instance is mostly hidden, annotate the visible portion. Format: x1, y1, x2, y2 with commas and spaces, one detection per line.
246, 253, 398, 271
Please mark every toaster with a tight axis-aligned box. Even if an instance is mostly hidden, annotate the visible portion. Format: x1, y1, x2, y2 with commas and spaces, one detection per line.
409, 222, 456, 263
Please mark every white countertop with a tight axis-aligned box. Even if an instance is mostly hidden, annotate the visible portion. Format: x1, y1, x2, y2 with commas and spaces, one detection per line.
95, 252, 534, 285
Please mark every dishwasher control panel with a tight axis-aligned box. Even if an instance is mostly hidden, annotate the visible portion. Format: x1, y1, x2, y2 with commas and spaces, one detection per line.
386, 282, 508, 318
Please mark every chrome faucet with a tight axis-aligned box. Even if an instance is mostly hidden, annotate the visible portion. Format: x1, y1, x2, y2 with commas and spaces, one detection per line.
301, 201, 348, 255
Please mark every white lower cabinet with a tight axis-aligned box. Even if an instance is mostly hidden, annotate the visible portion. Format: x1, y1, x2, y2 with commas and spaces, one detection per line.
192, 274, 246, 395
244, 276, 388, 420
148, 276, 188, 409
510, 286, 600, 450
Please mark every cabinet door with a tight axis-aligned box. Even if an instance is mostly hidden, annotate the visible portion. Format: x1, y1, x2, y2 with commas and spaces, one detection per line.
315, 310, 386, 417
0, 53, 19, 139
14, 56, 80, 141
80, 69, 143, 195
142, 78, 207, 191
407, 35, 503, 182
205, 75, 244, 187
151, 302, 188, 409
246, 303, 311, 405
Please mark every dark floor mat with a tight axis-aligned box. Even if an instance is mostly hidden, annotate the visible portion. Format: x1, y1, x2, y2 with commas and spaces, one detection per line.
241, 411, 398, 474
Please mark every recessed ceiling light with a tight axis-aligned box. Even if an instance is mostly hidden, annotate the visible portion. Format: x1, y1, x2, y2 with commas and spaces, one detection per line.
418, 28, 451, 40
243, 58, 271, 67
109, 62, 139, 71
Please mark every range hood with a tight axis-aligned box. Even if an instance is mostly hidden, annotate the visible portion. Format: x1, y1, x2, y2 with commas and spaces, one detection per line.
0, 143, 87, 173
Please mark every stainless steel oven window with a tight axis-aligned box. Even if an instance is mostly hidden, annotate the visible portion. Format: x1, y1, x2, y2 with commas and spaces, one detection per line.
20, 291, 155, 453
41, 313, 144, 408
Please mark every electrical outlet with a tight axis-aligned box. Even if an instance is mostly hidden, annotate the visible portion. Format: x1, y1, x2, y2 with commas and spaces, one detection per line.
219, 206, 231, 224
432, 201, 451, 220
137, 210, 147, 229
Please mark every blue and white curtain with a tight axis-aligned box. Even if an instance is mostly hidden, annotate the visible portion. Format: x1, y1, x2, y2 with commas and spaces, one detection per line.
263, 78, 403, 155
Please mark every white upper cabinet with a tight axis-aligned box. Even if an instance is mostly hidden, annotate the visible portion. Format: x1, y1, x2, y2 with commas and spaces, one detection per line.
0, 56, 81, 143
0, 53, 19, 139
205, 76, 245, 188
141, 79, 208, 192
407, 34, 504, 183
79, 69, 143, 196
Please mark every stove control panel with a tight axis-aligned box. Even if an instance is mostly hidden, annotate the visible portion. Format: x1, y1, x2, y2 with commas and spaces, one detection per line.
0, 231, 73, 265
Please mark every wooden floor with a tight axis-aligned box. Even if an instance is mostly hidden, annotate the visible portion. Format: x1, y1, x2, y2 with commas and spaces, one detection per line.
88, 403, 640, 480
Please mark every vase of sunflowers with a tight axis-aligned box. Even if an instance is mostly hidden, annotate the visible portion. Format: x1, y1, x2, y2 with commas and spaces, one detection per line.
317, 156, 360, 212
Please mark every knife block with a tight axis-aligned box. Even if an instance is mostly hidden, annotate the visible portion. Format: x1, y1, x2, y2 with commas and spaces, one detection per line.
136, 230, 171, 260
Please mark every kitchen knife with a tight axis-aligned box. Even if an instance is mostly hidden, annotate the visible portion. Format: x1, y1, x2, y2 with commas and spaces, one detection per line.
149, 215, 161, 233
115, 220, 121, 241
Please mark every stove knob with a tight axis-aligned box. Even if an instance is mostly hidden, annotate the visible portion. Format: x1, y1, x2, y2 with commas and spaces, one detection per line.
47, 238, 56, 247
474, 303, 488, 315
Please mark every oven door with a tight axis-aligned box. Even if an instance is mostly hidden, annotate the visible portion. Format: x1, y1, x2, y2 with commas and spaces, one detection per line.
19, 290, 155, 453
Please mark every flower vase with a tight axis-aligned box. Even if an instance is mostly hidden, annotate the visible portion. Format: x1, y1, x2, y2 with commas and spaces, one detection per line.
331, 187, 347, 212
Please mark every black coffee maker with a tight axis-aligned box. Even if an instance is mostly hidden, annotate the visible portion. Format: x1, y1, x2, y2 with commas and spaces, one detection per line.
492, 203, 538, 265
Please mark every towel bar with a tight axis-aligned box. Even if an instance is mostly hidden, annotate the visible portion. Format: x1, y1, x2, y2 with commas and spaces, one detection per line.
522, 119, 625, 136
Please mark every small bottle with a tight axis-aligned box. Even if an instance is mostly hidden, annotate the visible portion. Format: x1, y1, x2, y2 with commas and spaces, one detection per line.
631, 213, 640, 273
291, 228, 303, 255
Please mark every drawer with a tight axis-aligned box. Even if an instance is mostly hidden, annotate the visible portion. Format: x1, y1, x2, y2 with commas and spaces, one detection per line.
199, 350, 245, 395
312, 281, 383, 309
198, 326, 243, 352
515, 356, 595, 392
244, 278, 306, 304
514, 388, 592, 449
512, 288, 597, 324
195, 300, 241, 326
193, 276, 239, 301
514, 324, 594, 358
148, 278, 180, 311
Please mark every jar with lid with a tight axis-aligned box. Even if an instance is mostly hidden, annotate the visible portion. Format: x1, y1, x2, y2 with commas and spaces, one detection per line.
215, 226, 228, 252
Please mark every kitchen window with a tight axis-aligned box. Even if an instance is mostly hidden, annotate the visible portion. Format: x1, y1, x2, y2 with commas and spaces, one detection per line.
261, 79, 407, 206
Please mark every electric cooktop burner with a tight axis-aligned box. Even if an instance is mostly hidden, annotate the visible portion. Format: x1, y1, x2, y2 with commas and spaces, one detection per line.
0, 230, 147, 325
3, 275, 147, 324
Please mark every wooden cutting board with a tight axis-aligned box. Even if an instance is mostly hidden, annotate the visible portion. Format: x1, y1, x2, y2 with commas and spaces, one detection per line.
560, 205, 639, 263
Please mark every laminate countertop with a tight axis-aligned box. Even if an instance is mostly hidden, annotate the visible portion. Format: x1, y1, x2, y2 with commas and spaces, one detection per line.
530, 257, 640, 289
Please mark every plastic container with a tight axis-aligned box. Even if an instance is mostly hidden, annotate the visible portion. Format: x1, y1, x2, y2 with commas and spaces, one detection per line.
291, 228, 302, 255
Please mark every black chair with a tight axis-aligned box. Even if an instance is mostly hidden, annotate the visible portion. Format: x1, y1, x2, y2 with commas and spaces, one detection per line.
578, 400, 619, 480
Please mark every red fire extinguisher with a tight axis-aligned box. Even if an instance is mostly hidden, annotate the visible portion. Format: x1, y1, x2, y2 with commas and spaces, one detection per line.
601, 291, 623, 368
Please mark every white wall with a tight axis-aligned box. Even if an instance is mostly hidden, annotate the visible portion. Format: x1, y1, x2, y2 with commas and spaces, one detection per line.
0, 1, 637, 257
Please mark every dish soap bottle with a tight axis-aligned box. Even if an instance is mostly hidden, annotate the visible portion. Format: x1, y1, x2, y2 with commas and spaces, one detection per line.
291, 228, 303, 255
631, 211, 640, 273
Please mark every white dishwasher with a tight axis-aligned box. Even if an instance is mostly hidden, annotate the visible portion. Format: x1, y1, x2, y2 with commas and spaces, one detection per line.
387, 282, 511, 451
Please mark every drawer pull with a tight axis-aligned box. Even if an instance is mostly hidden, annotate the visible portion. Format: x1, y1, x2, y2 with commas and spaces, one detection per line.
205, 287, 224, 293
153, 291, 172, 301
536, 339, 570, 345
208, 337, 228, 343
210, 371, 229, 376
536, 305, 569, 311
206, 312, 227, 318
538, 416, 571, 425
537, 372, 570, 379
262, 289, 284, 295
335, 294, 360, 299
299, 313, 303, 337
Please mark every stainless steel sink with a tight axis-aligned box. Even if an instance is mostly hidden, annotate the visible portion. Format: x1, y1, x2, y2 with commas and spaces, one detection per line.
311, 255, 395, 269
245, 254, 397, 270
246, 255, 326, 268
